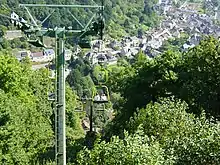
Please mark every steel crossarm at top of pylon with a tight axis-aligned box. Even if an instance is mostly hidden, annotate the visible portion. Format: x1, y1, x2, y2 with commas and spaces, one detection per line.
18, 4, 104, 32
19, 4, 104, 9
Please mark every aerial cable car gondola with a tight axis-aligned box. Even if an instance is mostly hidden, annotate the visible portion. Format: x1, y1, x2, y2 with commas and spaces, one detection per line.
92, 84, 110, 103
77, 0, 105, 49
92, 66, 110, 104
83, 0, 110, 105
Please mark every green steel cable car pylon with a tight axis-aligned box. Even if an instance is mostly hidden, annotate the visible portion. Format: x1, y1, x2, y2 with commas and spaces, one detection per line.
0, 3, 105, 165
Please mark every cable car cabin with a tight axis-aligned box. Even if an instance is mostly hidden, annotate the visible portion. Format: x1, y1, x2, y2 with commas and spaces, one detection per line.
93, 85, 110, 104
78, 39, 91, 49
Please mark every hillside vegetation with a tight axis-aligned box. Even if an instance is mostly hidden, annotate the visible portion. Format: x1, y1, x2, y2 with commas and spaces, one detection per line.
1, 35, 220, 165
0, 0, 159, 38
1, 0, 220, 165
78, 37, 220, 165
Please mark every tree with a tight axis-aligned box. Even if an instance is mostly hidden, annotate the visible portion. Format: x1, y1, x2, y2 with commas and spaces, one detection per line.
78, 98, 220, 165
77, 129, 168, 165
0, 90, 53, 165
0, 51, 84, 164
105, 37, 220, 140
128, 98, 220, 165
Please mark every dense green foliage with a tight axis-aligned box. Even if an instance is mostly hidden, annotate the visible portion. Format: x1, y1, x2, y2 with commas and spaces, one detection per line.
129, 98, 220, 164
0, 51, 84, 164
56, 37, 220, 165
107, 37, 220, 131
86, 37, 220, 164
67, 57, 94, 98
1, 37, 220, 164
0, 0, 159, 38
77, 129, 167, 165
78, 98, 220, 165
1, 0, 220, 164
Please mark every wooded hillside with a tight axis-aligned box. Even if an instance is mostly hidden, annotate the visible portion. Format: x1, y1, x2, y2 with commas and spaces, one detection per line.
0, 0, 159, 38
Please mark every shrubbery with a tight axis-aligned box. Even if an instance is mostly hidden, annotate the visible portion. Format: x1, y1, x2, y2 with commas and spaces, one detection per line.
77, 98, 220, 165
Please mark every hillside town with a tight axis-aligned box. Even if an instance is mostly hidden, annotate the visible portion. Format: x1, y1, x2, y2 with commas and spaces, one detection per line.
3, 0, 220, 67
86, 0, 220, 65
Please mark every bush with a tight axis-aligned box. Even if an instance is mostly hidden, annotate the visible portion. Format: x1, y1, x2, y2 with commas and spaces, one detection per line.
128, 97, 220, 165
76, 129, 172, 165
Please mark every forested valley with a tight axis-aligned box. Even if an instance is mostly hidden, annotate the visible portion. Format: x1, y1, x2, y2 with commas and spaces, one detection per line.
0, 0, 220, 165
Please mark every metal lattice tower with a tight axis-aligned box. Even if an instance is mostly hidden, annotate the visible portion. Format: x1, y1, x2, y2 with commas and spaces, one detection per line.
0, 3, 104, 165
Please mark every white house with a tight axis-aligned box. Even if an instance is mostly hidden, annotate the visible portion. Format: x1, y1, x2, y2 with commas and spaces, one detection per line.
44, 49, 55, 61
147, 39, 163, 49
121, 46, 131, 56
31, 52, 47, 62
14, 50, 31, 61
